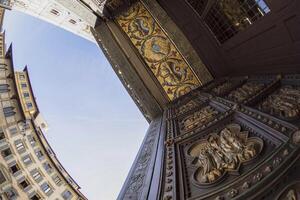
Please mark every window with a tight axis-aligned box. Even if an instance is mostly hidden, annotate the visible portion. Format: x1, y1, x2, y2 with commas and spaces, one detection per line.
26, 102, 33, 109
0, 84, 9, 93
19, 74, 25, 80
41, 182, 52, 194
22, 155, 33, 165
50, 9, 60, 16
3, 106, 15, 117
10, 163, 20, 174
202, 0, 271, 43
186, 0, 208, 16
4, 187, 18, 199
9, 126, 18, 136
35, 149, 44, 160
1, 147, 12, 158
31, 194, 41, 200
53, 175, 62, 185
19, 179, 29, 189
0, 170, 7, 184
27, 135, 36, 146
62, 190, 73, 200
0, 64, 7, 71
0, 131, 5, 140
21, 83, 27, 88
43, 162, 52, 173
23, 92, 30, 98
69, 19, 76, 25
15, 140, 25, 152
32, 170, 42, 181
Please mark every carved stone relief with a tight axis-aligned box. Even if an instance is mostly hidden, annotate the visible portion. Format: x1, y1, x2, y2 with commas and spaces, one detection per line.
209, 78, 244, 96
120, 118, 162, 200
212, 81, 234, 96
158, 74, 300, 200
258, 86, 300, 120
228, 82, 264, 103
277, 182, 300, 200
176, 99, 199, 116
188, 124, 263, 185
179, 106, 219, 133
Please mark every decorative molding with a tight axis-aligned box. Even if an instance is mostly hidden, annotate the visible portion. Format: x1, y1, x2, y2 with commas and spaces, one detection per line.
116, 2, 201, 101
117, 117, 162, 200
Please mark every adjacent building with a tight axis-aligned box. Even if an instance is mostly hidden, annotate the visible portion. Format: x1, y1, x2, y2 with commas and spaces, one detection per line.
0, 7, 86, 200
0, 0, 98, 42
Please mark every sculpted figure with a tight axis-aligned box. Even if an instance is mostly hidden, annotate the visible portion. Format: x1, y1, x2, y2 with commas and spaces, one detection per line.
189, 124, 262, 184
228, 82, 264, 103
181, 106, 218, 131
260, 86, 300, 119
212, 82, 233, 95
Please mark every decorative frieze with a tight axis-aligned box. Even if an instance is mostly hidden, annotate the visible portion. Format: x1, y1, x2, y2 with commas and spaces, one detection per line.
160, 74, 300, 200
116, 2, 201, 100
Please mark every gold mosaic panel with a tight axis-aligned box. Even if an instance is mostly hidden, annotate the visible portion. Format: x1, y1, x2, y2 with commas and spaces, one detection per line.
116, 2, 201, 100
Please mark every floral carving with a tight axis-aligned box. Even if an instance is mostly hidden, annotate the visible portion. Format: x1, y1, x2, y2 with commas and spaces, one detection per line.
188, 124, 263, 185
116, 2, 201, 100
180, 106, 218, 132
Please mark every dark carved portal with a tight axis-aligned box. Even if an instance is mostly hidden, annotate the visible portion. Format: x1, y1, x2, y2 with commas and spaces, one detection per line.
118, 74, 300, 200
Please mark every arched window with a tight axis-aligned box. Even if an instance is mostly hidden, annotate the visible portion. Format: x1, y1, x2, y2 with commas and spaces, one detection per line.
3, 106, 15, 117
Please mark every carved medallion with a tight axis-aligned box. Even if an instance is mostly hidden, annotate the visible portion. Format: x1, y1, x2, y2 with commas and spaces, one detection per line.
228, 82, 264, 103
258, 86, 300, 119
180, 106, 219, 132
116, 2, 201, 100
188, 124, 263, 185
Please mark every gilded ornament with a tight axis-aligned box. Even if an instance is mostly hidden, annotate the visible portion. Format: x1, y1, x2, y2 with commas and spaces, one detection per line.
180, 106, 219, 132
228, 82, 264, 103
259, 86, 300, 119
177, 100, 198, 115
116, 2, 200, 100
212, 81, 233, 95
188, 124, 263, 184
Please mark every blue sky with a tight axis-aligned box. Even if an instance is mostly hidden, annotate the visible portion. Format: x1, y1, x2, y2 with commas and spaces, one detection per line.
3, 10, 148, 200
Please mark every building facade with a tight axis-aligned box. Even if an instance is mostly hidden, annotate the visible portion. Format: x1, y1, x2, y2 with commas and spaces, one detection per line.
0, 8, 86, 200
0, 0, 98, 42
